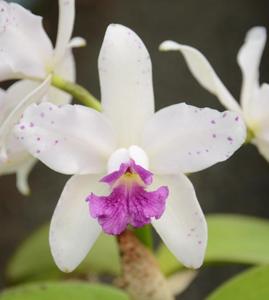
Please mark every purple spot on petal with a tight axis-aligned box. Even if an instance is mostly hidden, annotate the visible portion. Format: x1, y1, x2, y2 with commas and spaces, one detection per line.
212, 134, 216, 138
36, 150, 40, 154
40, 112, 45, 118
211, 120, 216, 124
37, 137, 41, 141
29, 122, 34, 128
20, 125, 25, 130
222, 112, 227, 118
227, 136, 233, 143
235, 116, 239, 122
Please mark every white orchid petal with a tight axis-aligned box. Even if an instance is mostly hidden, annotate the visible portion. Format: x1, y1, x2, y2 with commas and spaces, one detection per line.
0, 1, 53, 80
15, 103, 117, 175
99, 24, 154, 146
69, 36, 87, 48
0, 77, 51, 157
159, 41, 241, 113
0, 131, 36, 195
54, 0, 75, 65
16, 156, 37, 195
143, 103, 246, 174
52, 48, 76, 105
50, 174, 106, 272
250, 84, 269, 161
0, 132, 32, 175
253, 137, 269, 163
0, 80, 39, 124
247, 83, 269, 134
237, 27, 267, 114
152, 173, 207, 269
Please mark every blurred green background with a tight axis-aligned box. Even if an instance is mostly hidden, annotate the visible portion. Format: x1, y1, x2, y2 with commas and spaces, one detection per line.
1, 0, 269, 299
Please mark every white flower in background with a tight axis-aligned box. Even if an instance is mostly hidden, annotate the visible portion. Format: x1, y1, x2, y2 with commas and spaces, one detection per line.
16, 24, 246, 272
0, 0, 85, 194
0, 0, 84, 82
160, 27, 269, 161
0, 79, 50, 194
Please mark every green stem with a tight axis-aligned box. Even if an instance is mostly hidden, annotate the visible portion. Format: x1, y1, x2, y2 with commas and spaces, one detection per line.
134, 225, 153, 250
51, 75, 102, 112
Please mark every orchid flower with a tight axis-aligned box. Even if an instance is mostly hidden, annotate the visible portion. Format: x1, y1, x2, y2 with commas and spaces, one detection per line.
15, 24, 246, 272
160, 27, 269, 161
0, 78, 50, 194
0, 0, 84, 193
0, 0, 84, 83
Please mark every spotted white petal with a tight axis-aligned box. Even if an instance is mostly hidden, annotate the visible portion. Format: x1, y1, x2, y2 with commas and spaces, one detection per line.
53, 0, 75, 65
152, 173, 207, 269
50, 174, 106, 272
0, 77, 51, 158
15, 103, 117, 175
237, 27, 266, 115
0, 1, 53, 80
142, 103, 246, 174
159, 41, 241, 113
99, 24, 154, 146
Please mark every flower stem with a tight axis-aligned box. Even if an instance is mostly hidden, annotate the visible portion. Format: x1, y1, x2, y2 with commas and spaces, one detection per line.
51, 75, 102, 112
116, 230, 174, 300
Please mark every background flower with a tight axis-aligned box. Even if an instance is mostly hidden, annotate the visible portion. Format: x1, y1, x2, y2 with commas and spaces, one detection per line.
159, 27, 269, 162
0, 0, 85, 193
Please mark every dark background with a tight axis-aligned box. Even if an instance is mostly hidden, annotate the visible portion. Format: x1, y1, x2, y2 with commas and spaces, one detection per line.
1, 0, 269, 299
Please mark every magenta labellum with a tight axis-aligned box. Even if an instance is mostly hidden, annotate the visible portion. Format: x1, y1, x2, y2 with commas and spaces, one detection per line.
87, 159, 169, 235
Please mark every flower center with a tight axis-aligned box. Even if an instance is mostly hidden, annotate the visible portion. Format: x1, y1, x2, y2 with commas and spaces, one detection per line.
86, 146, 169, 235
